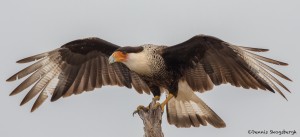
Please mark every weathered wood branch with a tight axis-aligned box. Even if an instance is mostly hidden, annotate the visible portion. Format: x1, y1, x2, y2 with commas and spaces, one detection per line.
135, 100, 164, 137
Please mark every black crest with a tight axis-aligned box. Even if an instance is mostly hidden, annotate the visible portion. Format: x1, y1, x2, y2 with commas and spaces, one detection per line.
116, 46, 144, 54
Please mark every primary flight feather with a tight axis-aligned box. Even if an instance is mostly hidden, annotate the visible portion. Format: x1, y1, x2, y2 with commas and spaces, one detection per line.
7, 35, 291, 128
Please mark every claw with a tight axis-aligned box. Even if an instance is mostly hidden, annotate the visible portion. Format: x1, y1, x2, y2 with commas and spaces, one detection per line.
132, 110, 138, 116
133, 105, 149, 116
133, 94, 173, 115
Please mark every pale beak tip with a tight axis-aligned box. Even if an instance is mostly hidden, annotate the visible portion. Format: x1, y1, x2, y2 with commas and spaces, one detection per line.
108, 55, 115, 64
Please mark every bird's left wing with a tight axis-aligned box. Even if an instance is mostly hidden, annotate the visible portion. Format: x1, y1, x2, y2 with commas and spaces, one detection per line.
162, 35, 291, 99
7, 38, 150, 112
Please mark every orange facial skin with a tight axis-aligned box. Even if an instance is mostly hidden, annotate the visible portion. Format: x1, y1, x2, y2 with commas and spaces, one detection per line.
112, 51, 127, 62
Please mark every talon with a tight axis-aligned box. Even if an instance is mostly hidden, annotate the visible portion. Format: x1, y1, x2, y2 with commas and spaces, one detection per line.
133, 94, 174, 115
133, 105, 149, 116
132, 110, 138, 116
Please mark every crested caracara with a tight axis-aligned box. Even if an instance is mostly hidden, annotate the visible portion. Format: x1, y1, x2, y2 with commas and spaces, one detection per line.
7, 35, 291, 128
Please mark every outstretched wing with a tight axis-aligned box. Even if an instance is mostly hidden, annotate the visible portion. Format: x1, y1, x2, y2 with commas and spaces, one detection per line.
7, 38, 150, 112
162, 35, 291, 99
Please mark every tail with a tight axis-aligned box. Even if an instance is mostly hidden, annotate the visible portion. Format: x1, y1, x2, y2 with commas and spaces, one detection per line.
166, 80, 226, 128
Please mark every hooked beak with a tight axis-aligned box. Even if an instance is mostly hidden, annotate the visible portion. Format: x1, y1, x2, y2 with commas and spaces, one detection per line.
108, 55, 115, 64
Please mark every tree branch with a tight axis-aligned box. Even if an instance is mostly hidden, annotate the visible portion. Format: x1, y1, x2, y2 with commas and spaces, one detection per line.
135, 100, 164, 137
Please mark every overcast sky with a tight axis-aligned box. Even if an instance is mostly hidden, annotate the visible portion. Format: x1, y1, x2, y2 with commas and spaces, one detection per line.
0, 0, 299, 137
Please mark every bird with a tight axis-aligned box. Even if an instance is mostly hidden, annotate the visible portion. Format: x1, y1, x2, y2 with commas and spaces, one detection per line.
7, 34, 291, 128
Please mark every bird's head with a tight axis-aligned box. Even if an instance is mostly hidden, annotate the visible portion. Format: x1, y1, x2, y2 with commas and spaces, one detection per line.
108, 50, 127, 64
109, 46, 144, 64
109, 46, 153, 75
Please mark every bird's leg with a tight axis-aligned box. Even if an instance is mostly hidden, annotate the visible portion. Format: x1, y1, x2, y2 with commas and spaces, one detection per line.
161, 94, 174, 109
152, 95, 160, 102
153, 94, 174, 111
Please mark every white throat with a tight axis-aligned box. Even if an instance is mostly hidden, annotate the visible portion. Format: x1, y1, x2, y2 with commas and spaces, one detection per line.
122, 51, 152, 76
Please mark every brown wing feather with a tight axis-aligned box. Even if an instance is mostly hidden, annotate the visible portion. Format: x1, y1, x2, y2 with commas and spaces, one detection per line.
163, 35, 291, 99
7, 37, 150, 111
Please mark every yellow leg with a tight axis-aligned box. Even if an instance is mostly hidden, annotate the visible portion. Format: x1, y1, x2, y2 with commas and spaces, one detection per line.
160, 94, 174, 109
152, 95, 160, 101
153, 93, 174, 110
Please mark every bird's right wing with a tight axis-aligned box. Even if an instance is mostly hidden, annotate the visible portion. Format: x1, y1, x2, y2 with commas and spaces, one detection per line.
162, 35, 291, 99
162, 35, 292, 128
7, 38, 150, 112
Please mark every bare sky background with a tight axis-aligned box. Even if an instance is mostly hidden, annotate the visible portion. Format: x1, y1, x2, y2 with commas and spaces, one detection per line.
0, 0, 299, 137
